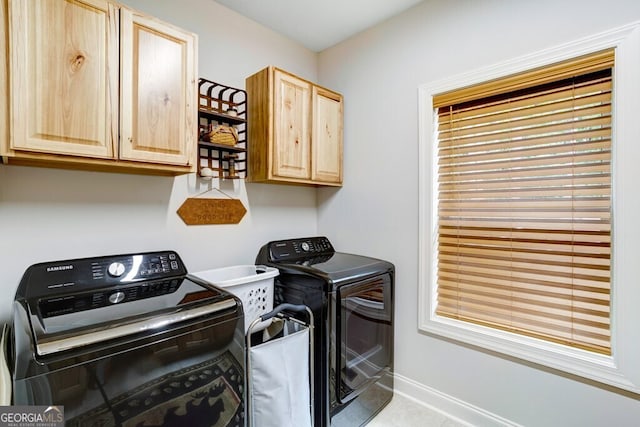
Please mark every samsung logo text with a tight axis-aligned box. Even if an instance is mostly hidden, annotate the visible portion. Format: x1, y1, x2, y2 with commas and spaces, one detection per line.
46, 265, 74, 272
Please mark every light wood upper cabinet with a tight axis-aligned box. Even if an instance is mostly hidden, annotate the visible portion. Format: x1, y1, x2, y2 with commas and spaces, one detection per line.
272, 70, 312, 180
9, 0, 118, 159
246, 66, 343, 186
119, 8, 195, 166
0, 0, 8, 151
1, 0, 197, 175
312, 86, 343, 184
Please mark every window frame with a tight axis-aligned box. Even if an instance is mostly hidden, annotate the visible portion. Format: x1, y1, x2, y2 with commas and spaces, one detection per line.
418, 22, 640, 393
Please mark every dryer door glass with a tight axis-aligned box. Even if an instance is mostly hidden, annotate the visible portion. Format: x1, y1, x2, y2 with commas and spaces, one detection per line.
336, 273, 392, 403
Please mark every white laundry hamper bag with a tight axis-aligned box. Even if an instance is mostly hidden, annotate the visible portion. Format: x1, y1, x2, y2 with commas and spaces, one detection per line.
248, 320, 312, 427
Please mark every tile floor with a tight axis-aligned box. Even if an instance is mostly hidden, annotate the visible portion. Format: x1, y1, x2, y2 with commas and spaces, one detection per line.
368, 393, 468, 427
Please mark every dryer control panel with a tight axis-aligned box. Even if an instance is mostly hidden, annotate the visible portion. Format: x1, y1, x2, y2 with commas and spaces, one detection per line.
264, 236, 334, 261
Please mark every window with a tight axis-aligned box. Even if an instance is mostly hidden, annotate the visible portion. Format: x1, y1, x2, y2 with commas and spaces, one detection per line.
418, 23, 640, 393
434, 51, 613, 356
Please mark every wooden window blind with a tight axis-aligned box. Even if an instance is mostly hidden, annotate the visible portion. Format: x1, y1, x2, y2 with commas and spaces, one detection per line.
433, 50, 613, 355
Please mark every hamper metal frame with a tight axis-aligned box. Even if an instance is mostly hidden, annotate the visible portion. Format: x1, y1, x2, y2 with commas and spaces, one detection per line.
245, 304, 314, 427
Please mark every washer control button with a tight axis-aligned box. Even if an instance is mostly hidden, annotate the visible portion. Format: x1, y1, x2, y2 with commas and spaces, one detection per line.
107, 262, 126, 277
108, 291, 125, 304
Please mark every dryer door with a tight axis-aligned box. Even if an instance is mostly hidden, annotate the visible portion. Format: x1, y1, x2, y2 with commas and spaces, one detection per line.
336, 273, 392, 403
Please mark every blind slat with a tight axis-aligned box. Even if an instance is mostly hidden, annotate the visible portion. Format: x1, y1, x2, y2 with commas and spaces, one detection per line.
439, 172, 611, 191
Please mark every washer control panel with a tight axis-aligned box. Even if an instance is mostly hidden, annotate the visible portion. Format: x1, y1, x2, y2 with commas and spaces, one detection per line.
89, 252, 184, 283
39, 277, 183, 318
267, 236, 334, 261
16, 251, 188, 301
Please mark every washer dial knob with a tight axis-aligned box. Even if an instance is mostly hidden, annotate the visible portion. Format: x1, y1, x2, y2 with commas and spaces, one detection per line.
109, 291, 125, 304
108, 262, 126, 277
301, 242, 310, 252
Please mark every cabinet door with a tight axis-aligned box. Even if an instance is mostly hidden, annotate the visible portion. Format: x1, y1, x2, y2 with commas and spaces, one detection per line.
273, 70, 311, 180
9, 0, 118, 158
120, 9, 196, 166
1, 0, 8, 154
312, 86, 343, 184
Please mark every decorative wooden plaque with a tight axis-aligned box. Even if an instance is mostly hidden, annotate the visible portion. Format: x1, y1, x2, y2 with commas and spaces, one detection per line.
177, 198, 246, 225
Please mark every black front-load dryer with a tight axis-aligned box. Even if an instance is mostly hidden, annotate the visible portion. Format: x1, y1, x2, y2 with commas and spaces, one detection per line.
256, 236, 394, 427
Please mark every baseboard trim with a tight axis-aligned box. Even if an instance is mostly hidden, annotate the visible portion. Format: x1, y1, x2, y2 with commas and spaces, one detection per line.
393, 373, 522, 427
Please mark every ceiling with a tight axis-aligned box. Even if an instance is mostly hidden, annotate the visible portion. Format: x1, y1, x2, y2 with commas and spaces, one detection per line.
215, 0, 424, 52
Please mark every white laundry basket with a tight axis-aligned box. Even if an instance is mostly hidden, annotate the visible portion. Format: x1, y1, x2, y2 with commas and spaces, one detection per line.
190, 265, 279, 333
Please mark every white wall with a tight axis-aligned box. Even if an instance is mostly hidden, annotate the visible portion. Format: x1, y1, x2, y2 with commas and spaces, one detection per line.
0, 0, 320, 322
317, 0, 640, 425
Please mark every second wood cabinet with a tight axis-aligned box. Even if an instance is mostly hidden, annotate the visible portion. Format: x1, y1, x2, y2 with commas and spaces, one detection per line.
246, 66, 343, 186
119, 8, 196, 167
2, 0, 196, 175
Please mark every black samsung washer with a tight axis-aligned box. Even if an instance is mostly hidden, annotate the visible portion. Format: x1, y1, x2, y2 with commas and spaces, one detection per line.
10, 251, 245, 426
